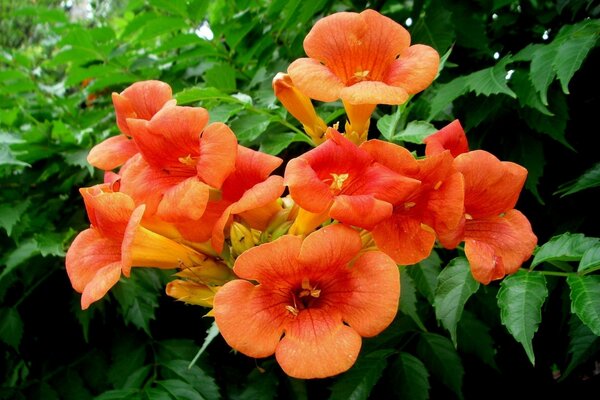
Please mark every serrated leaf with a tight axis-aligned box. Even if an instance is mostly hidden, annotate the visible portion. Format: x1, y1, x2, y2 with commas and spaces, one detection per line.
175, 87, 229, 105
497, 270, 548, 365
188, 322, 220, 369
0, 143, 30, 167
466, 57, 516, 98
553, 20, 600, 94
229, 113, 271, 144
578, 243, 600, 273
144, 388, 173, 400
0, 200, 30, 236
562, 314, 600, 379
531, 232, 599, 268
457, 311, 498, 370
393, 121, 438, 144
329, 349, 394, 400
434, 257, 480, 346
376, 109, 401, 141
530, 44, 558, 105
427, 77, 468, 120
411, 2, 455, 54
108, 339, 147, 389
204, 64, 237, 92
399, 269, 427, 331
567, 275, 600, 336
416, 333, 464, 398
162, 360, 220, 400
0, 307, 23, 349
511, 69, 553, 116
391, 352, 430, 400
408, 252, 442, 305
95, 389, 140, 399
556, 162, 600, 197
0, 238, 39, 276
237, 367, 279, 400
111, 270, 162, 334
155, 380, 202, 400
522, 90, 572, 150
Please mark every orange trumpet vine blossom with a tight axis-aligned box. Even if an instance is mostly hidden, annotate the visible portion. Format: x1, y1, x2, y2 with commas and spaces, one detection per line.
213, 224, 400, 379
360, 140, 465, 265
284, 128, 420, 232
425, 122, 537, 284
88, 80, 173, 170
66, 184, 209, 310
288, 9, 439, 143
118, 102, 238, 223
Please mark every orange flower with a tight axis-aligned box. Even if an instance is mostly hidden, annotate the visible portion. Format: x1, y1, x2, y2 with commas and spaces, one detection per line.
88, 80, 173, 170
284, 128, 420, 231
119, 103, 237, 222
213, 224, 399, 379
66, 185, 208, 309
441, 151, 538, 284
288, 9, 439, 142
361, 140, 465, 264
423, 119, 469, 158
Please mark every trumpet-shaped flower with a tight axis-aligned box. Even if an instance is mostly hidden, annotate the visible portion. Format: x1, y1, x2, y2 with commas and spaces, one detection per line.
213, 224, 400, 379
66, 185, 208, 309
119, 103, 237, 222
288, 9, 439, 142
284, 129, 420, 231
88, 80, 173, 170
441, 150, 537, 284
361, 140, 464, 264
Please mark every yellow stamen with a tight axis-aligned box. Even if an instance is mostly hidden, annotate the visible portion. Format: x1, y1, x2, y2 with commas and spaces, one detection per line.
420, 223, 435, 234
330, 173, 349, 191
178, 154, 196, 166
285, 305, 299, 317
465, 213, 473, 220
353, 70, 369, 81
404, 202, 416, 209
434, 180, 443, 190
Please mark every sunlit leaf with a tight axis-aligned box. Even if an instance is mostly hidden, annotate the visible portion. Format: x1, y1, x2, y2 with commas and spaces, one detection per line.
531, 232, 599, 268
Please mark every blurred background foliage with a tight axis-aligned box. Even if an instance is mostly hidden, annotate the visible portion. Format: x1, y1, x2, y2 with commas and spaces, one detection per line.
1, 0, 599, 398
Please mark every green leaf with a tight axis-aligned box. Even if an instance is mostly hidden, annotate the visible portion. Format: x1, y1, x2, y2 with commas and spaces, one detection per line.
34, 232, 66, 257
408, 250, 442, 305
204, 64, 237, 92
0, 238, 39, 277
511, 69, 553, 116
107, 339, 147, 389
416, 333, 464, 398
0, 199, 30, 236
391, 352, 430, 400
427, 77, 468, 120
411, 1, 455, 54
144, 388, 173, 400
188, 322, 220, 369
562, 314, 600, 379
466, 57, 516, 98
392, 121, 438, 144
553, 20, 600, 94
555, 162, 600, 197
399, 269, 427, 331
329, 349, 394, 400
497, 270, 548, 364
0, 307, 23, 349
237, 367, 279, 400
229, 113, 271, 144
531, 232, 600, 268
136, 16, 188, 42
434, 257, 480, 346
567, 275, 600, 336
95, 389, 140, 400
457, 311, 498, 370
175, 87, 230, 105
529, 44, 557, 105
162, 360, 220, 400
579, 243, 600, 273
259, 131, 312, 156
0, 143, 30, 167
376, 109, 401, 141
155, 380, 202, 400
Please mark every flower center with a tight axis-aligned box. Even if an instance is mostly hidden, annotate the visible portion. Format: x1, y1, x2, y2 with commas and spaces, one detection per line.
330, 173, 349, 191
285, 278, 322, 317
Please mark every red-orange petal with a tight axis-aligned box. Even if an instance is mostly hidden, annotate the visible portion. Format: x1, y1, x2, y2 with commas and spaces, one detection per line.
276, 307, 362, 379
156, 177, 210, 222
360, 139, 419, 176
284, 157, 334, 214
214, 280, 289, 358
81, 262, 122, 310
196, 122, 238, 189
372, 214, 436, 265
423, 120, 469, 158
464, 209, 537, 284
455, 150, 527, 218
298, 224, 362, 274
330, 195, 393, 229
330, 251, 400, 337
87, 135, 139, 170
384, 44, 440, 95
80, 186, 136, 240
287, 58, 345, 102
113, 80, 173, 135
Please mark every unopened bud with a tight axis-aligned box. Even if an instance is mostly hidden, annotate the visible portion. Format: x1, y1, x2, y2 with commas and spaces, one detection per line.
175, 258, 236, 286
166, 280, 218, 307
230, 221, 256, 257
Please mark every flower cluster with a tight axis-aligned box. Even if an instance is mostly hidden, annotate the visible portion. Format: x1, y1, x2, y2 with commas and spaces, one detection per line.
67, 9, 536, 379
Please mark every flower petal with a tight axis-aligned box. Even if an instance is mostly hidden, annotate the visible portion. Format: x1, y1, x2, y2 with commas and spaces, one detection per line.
455, 150, 527, 218
464, 209, 537, 284
214, 280, 288, 358
276, 307, 362, 379
87, 135, 139, 171
156, 177, 210, 222
81, 262, 122, 310
284, 157, 334, 214
287, 58, 345, 102
423, 119, 469, 157
384, 44, 440, 95
299, 224, 363, 273
113, 80, 173, 135
340, 81, 409, 105
372, 214, 436, 265
330, 195, 393, 229
197, 122, 238, 189
332, 251, 400, 337
360, 139, 419, 176
80, 186, 136, 240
